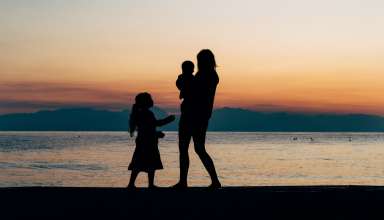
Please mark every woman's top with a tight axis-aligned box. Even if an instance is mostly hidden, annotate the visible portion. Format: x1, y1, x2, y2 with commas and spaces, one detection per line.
192, 70, 219, 120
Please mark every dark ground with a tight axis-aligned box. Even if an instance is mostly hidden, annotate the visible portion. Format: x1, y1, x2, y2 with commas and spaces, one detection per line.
1, 186, 384, 219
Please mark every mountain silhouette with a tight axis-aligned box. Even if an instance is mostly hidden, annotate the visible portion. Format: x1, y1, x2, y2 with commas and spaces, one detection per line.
0, 107, 383, 131
0, 107, 170, 131
209, 107, 384, 131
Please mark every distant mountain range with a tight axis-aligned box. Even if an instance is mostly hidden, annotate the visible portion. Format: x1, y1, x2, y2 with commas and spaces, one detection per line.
0, 107, 384, 131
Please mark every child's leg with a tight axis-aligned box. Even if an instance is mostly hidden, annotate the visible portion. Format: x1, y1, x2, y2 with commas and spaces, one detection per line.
148, 170, 155, 188
128, 170, 139, 188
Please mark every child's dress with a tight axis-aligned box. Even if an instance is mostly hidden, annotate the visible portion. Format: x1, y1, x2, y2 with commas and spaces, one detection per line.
128, 109, 171, 172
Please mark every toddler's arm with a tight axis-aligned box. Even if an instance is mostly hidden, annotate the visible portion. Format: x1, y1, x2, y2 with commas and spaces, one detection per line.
176, 75, 183, 91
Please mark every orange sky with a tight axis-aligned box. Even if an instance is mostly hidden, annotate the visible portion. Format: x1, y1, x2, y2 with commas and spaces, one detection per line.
1, 0, 384, 115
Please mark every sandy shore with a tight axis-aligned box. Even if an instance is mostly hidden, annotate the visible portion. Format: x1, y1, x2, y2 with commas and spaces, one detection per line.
1, 186, 383, 219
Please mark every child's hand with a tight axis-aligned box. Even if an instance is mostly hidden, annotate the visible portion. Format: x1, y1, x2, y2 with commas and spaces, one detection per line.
156, 131, 165, 139
168, 115, 176, 121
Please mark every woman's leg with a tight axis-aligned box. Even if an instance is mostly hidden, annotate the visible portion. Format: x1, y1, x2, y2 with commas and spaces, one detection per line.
128, 170, 139, 188
178, 132, 191, 186
174, 116, 192, 187
193, 122, 221, 187
148, 170, 156, 188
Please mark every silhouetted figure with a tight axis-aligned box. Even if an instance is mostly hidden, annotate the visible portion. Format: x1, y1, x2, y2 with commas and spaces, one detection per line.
174, 49, 221, 188
176, 60, 194, 100
127, 92, 175, 188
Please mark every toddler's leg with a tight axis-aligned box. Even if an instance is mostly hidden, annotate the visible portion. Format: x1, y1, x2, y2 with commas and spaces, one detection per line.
128, 170, 139, 188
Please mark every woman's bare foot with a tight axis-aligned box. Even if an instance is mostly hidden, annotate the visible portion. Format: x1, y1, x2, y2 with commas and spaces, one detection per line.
208, 181, 221, 189
171, 182, 188, 189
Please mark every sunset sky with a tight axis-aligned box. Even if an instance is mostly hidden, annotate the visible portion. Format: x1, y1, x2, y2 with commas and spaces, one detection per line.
1, 0, 384, 115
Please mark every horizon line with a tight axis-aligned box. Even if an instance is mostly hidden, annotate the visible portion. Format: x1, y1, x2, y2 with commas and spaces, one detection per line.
1, 106, 383, 117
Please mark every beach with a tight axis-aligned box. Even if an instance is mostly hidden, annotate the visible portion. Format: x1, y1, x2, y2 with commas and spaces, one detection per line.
1, 186, 383, 219
1, 132, 384, 187
1, 132, 384, 219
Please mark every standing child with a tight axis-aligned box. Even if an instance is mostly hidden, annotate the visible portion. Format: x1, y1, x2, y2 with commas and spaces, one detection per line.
128, 92, 175, 188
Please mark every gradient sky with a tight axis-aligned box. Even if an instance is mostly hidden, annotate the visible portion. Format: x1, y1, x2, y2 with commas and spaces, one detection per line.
1, 0, 384, 115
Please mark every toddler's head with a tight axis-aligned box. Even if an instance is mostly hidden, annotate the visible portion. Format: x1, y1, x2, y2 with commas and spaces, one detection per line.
181, 60, 194, 75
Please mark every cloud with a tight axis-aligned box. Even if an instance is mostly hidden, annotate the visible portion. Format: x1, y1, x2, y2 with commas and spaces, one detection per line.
0, 82, 134, 100
1, 82, 383, 115
0, 82, 178, 114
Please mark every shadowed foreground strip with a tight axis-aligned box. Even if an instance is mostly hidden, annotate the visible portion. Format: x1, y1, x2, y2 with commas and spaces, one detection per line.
1, 186, 384, 219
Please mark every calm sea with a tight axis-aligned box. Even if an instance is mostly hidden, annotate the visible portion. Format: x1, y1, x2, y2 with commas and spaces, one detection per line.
0, 132, 383, 187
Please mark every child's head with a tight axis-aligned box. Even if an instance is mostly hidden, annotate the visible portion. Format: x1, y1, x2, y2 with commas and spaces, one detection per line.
134, 92, 154, 109
181, 60, 194, 75
129, 92, 153, 133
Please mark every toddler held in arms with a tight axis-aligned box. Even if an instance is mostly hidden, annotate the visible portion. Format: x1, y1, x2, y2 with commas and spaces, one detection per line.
176, 60, 194, 100
127, 92, 175, 188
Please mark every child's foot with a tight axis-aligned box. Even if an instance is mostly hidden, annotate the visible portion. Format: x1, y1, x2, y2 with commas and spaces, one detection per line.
149, 184, 159, 189
171, 182, 188, 189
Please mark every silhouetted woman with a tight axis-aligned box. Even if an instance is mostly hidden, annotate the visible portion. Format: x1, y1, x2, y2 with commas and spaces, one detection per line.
174, 49, 221, 188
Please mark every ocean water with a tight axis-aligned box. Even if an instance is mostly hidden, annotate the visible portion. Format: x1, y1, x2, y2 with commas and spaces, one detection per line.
0, 132, 383, 187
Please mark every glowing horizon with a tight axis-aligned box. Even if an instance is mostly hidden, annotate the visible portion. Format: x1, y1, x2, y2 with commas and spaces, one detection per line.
1, 0, 384, 115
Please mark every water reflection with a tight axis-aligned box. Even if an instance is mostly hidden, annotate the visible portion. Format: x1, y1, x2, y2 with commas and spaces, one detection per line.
0, 132, 384, 187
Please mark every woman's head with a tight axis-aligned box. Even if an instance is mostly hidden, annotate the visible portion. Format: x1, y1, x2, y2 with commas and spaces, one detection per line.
134, 92, 153, 109
197, 49, 216, 72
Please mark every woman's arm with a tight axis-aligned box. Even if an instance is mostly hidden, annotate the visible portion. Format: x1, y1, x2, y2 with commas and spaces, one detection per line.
156, 115, 176, 127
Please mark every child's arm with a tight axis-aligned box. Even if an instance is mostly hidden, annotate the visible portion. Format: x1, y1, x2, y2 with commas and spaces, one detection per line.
156, 131, 165, 138
156, 115, 175, 127
129, 115, 136, 137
